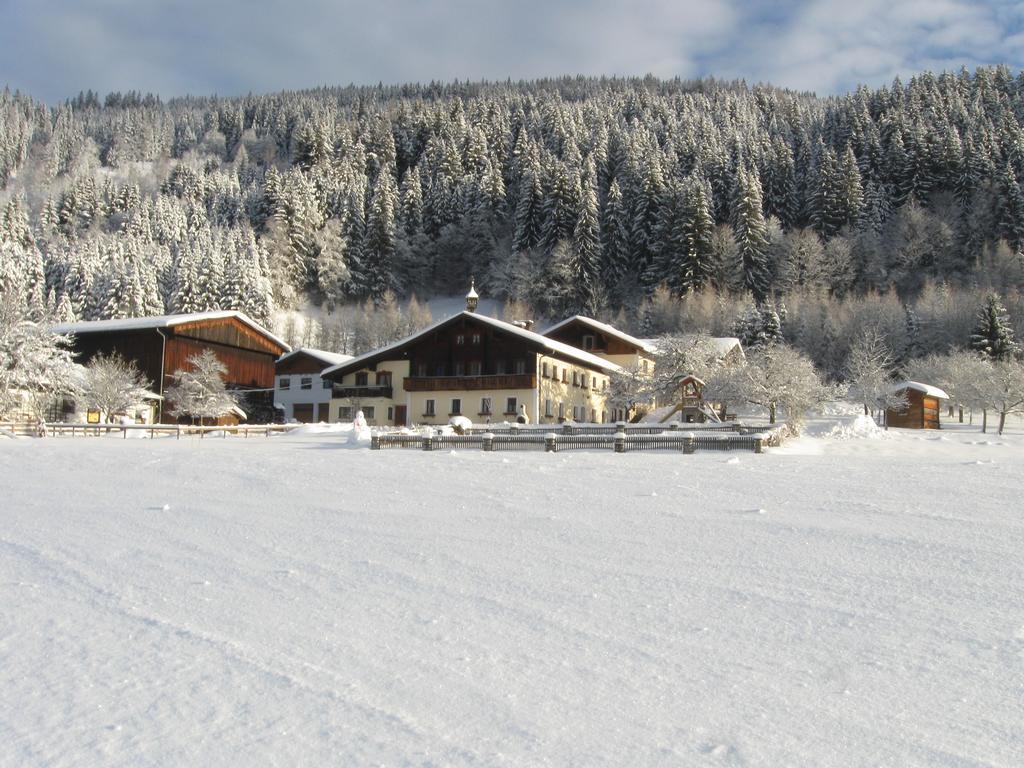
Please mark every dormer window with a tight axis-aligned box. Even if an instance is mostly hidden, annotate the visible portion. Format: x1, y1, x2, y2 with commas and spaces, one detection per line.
582, 334, 596, 350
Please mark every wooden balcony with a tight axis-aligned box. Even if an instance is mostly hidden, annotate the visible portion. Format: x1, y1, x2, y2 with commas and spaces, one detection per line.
332, 385, 393, 399
403, 374, 536, 392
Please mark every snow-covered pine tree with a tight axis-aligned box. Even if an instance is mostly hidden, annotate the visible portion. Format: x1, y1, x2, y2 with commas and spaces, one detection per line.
970, 293, 1020, 361
731, 167, 771, 302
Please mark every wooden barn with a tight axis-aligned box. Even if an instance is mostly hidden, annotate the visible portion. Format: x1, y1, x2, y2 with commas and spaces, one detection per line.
53, 311, 290, 423
885, 381, 950, 430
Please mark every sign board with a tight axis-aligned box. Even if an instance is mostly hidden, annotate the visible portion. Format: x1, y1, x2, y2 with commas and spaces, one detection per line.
86, 409, 101, 424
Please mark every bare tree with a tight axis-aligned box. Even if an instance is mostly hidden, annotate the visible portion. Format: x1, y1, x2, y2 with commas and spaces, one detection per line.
707, 343, 828, 427
845, 328, 905, 416
80, 352, 152, 422
987, 359, 1024, 435
164, 350, 238, 424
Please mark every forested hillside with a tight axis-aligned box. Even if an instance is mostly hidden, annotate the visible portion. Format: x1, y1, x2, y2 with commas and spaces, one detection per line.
1, 68, 1023, 371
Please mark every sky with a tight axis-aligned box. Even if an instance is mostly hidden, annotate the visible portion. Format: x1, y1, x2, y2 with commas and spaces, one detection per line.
2, 0, 1024, 103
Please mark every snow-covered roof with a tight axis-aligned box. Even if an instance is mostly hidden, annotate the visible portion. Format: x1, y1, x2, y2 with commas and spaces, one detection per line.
277, 347, 353, 367
543, 316, 657, 354
322, 311, 622, 378
52, 311, 290, 352
229, 405, 248, 419
890, 380, 950, 399
639, 335, 743, 358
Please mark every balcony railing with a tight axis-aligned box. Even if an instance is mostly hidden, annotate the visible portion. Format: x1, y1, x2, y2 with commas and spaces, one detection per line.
403, 374, 536, 392
332, 384, 393, 399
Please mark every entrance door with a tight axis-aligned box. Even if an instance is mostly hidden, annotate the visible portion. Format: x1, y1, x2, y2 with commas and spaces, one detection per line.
293, 404, 314, 423
317, 403, 329, 422
394, 405, 407, 426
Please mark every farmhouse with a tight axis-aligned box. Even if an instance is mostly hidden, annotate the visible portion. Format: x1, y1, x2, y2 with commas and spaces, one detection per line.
52, 311, 290, 423
321, 296, 620, 427
885, 381, 950, 429
275, 348, 352, 423
542, 315, 657, 372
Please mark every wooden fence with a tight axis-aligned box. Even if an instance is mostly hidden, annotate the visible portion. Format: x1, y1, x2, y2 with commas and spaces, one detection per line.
0, 422, 302, 439
373, 425, 783, 454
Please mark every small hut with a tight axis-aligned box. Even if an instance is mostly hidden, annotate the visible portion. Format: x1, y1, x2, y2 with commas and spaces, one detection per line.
885, 381, 950, 429
678, 375, 708, 423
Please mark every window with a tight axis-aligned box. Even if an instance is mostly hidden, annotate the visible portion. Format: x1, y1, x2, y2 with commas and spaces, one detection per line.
387, 406, 394, 421
551, 365, 557, 380
322, 379, 332, 390
642, 360, 649, 373
417, 363, 428, 377
513, 359, 526, 374
338, 406, 353, 421
495, 359, 506, 375
505, 397, 518, 415
450, 398, 462, 415
480, 397, 491, 415
376, 372, 392, 386
454, 362, 465, 376
424, 399, 436, 417
362, 406, 375, 422
572, 371, 579, 387
558, 402, 565, 420
469, 361, 482, 375
434, 363, 446, 376
592, 376, 597, 389
300, 377, 312, 390
582, 334, 595, 350
279, 377, 291, 390
471, 333, 481, 345
355, 372, 368, 386
542, 362, 549, 378
456, 334, 465, 346
561, 369, 568, 383
544, 399, 553, 417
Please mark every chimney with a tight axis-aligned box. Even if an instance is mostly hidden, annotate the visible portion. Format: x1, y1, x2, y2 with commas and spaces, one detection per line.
465, 277, 479, 313
524, 319, 535, 331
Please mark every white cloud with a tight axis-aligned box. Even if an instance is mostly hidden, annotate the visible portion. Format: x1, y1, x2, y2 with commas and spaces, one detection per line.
0, 0, 1021, 101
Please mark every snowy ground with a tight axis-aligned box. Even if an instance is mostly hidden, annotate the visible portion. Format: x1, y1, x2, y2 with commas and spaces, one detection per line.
2, 416, 1023, 767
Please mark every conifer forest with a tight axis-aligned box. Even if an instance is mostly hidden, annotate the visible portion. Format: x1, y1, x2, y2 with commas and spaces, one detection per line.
2, 68, 1024, 375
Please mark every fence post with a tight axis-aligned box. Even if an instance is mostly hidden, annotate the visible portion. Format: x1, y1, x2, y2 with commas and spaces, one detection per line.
482, 433, 494, 452
545, 433, 556, 452
684, 432, 696, 454
176, 424, 180, 440
423, 435, 434, 451
371, 434, 381, 450
562, 423, 574, 436
510, 424, 520, 436
754, 437, 764, 454
614, 431, 626, 453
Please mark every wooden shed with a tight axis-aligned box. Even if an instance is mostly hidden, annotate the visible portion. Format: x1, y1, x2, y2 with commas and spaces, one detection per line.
53, 311, 290, 423
885, 381, 950, 430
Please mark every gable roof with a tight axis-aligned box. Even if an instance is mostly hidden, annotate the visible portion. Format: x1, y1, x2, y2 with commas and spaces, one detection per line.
890, 380, 950, 399
277, 347, 353, 367
322, 311, 622, 379
52, 311, 290, 353
542, 315, 657, 354
639, 335, 744, 358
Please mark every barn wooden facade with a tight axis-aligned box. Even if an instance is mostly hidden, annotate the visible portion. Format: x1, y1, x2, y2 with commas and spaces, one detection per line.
53, 312, 290, 423
885, 381, 950, 430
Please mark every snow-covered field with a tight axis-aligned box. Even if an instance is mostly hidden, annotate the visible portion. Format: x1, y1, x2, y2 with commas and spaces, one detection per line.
2, 418, 1023, 767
